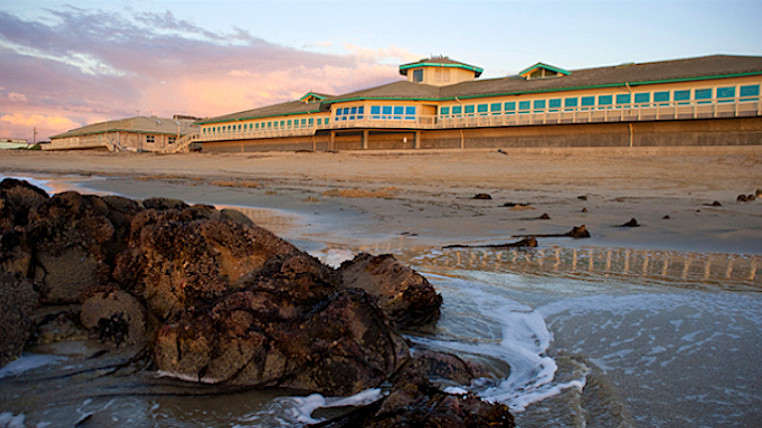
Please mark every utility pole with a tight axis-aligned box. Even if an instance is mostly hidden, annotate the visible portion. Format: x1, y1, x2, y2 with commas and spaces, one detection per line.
33, 127, 37, 144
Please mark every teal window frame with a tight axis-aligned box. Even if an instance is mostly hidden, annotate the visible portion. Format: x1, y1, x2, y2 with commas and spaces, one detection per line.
412, 69, 423, 82
548, 98, 561, 112
440, 106, 451, 116
580, 96, 595, 110
504, 101, 516, 115
562, 98, 576, 111
370, 105, 381, 118
477, 104, 488, 114
694, 88, 712, 104
393, 106, 404, 119
452, 105, 462, 116
634, 93, 650, 105
717, 86, 735, 103
533, 99, 546, 111
598, 95, 613, 108
464, 105, 475, 116
490, 102, 502, 114
654, 91, 670, 106
740, 84, 760, 101
518, 101, 530, 113
673, 90, 690, 105
405, 106, 416, 120
382, 106, 393, 117
615, 93, 631, 107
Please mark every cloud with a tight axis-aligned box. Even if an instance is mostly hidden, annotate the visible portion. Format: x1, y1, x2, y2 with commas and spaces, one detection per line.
0, 7, 416, 140
0, 112, 82, 141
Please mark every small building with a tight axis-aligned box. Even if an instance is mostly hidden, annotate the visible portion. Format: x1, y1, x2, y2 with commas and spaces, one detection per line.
0, 138, 31, 150
47, 116, 199, 152
194, 54, 762, 152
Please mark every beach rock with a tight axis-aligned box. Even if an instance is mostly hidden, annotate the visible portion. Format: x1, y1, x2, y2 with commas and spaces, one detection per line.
472, 193, 492, 200
756, 189, 762, 198
338, 253, 442, 328
113, 207, 299, 320
142, 196, 188, 210
577, 195, 588, 201
704, 201, 722, 207
0, 178, 49, 232
0, 273, 39, 367
615, 218, 640, 228
26, 192, 115, 304
538, 213, 551, 220
736, 194, 755, 202
312, 365, 515, 428
154, 288, 408, 395
80, 290, 148, 347
397, 349, 493, 387
566, 225, 591, 238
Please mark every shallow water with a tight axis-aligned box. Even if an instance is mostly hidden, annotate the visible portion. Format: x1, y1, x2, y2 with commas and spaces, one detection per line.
2, 174, 761, 426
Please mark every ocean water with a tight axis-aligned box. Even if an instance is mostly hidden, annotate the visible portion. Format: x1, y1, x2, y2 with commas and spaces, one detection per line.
1, 174, 761, 426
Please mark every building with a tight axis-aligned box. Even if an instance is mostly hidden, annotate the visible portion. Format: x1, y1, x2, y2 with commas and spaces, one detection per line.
0, 138, 31, 150
47, 116, 200, 152
193, 54, 762, 153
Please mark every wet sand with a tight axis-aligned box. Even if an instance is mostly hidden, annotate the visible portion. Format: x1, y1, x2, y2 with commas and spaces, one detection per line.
1, 146, 761, 256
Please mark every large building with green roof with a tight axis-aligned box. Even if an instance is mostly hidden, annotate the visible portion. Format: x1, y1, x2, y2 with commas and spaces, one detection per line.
195, 54, 762, 152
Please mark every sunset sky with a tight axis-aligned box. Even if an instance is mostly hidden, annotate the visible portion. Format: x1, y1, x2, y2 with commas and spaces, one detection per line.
1, 0, 761, 141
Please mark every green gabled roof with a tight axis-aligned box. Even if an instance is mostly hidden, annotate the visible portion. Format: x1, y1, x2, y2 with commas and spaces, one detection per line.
518, 62, 571, 78
399, 56, 484, 78
50, 116, 199, 139
299, 92, 332, 102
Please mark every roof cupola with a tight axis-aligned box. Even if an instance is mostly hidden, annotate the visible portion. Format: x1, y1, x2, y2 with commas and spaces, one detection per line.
399, 56, 483, 86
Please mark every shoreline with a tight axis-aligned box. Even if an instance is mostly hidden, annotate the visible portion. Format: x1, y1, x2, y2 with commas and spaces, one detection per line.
1, 146, 761, 259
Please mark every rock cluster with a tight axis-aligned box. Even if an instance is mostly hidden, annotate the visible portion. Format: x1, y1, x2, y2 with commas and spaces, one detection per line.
0, 178, 514, 425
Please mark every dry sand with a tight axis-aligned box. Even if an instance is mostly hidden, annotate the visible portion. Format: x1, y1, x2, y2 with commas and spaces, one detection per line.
1, 146, 761, 259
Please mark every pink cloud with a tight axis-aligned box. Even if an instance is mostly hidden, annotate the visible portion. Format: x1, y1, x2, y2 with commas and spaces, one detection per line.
0, 8, 419, 140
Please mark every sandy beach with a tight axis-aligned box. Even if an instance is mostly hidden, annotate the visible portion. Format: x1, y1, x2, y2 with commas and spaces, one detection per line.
2, 146, 760, 258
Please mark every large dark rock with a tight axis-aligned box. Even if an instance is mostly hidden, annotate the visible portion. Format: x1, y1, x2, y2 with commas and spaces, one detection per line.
80, 289, 148, 347
338, 253, 442, 328
0, 272, 40, 367
26, 192, 116, 304
0, 178, 49, 233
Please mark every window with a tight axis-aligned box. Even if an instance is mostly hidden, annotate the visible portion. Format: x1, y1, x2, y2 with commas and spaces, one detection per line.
562, 98, 576, 111
440, 106, 451, 116
615, 93, 631, 106
317, 118, 322, 126
413, 69, 423, 82
654, 91, 670, 106
357, 106, 365, 119
634, 93, 650, 105
382, 106, 392, 116
673, 90, 690, 105
324, 118, 329, 125
301, 118, 307, 126
533, 100, 546, 111
518, 101, 530, 112
504, 102, 516, 114
717, 86, 735, 103
405, 106, 416, 120
393, 106, 404, 119
490, 102, 502, 114
287, 119, 292, 128
146, 135, 155, 143
279, 120, 285, 128
477, 104, 488, 115
350, 106, 357, 120
549, 98, 562, 112
740, 84, 760, 101
580, 96, 595, 110
598, 95, 613, 108
168, 137, 175, 144
464, 105, 475, 116
452, 105, 462, 116
694, 88, 712, 104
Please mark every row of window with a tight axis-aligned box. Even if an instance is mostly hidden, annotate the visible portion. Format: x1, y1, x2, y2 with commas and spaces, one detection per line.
204, 116, 329, 134
334, 105, 418, 121
439, 84, 761, 116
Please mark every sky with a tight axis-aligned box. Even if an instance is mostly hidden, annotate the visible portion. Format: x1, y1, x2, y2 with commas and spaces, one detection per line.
1, 0, 761, 141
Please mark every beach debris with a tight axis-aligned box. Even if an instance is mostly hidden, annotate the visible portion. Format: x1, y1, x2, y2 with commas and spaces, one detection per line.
497, 148, 508, 155
472, 193, 492, 200
663, 215, 671, 219
577, 195, 588, 201
538, 212, 551, 220
737, 194, 756, 202
502, 201, 529, 207
704, 201, 722, 207
756, 189, 762, 198
581, 207, 588, 213
513, 225, 590, 239
443, 236, 538, 249
615, 218, 640, 228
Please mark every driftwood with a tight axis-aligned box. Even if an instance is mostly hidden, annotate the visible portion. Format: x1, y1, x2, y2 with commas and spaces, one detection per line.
513, 225, 590, 239
443, 237, 537, 249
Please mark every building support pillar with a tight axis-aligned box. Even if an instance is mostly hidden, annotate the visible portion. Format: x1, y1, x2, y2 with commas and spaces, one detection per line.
329, 131, 335, 151
362, 130, 369, 149
415, 131, 421, 149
